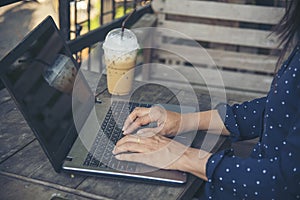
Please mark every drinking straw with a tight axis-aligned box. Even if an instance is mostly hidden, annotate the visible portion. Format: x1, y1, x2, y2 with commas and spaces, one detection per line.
121, 8, 136, 39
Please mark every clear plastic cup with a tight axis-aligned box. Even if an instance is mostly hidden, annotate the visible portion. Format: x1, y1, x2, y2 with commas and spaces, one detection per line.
102, 28, 139, 95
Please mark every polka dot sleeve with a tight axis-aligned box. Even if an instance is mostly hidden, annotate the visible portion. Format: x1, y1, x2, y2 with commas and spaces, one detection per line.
204, 140, 300, 199
216, 97, 266, 142
204, 102, 300, 199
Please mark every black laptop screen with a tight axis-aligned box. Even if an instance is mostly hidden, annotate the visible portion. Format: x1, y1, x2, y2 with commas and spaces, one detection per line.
0, 17, 86, 171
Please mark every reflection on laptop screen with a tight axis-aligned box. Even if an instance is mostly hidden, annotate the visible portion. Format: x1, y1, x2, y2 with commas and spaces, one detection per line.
0, 17, 82, 169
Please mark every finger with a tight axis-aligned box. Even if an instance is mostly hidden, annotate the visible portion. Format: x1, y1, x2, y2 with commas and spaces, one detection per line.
136, 127, 163, 136
115, 135, 143, 148
122, 107, 150, 132
123, 115, 152, 134
122, 112, 137, 132
113, 141, 148, 155
115, 152, 167, 170
115, 152, 146, 164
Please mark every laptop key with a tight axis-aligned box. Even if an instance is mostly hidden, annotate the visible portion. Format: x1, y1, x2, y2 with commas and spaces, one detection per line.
117, 161, 129, 171
90, 158, 100, 167
127, 162, 137, 172
98, 162, 107, 168
101, 153, 112, 164
83, 153, 93, 166
108, 157, 120, 169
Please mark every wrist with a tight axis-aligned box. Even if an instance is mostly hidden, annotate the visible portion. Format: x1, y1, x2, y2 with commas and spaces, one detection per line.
181, 113, 200, 132
198, 110, 229, 135
179, 147, 211, 181
181, 111, 213, 132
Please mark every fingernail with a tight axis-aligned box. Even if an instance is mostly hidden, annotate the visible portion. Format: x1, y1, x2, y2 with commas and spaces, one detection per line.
115, 155, 120, 159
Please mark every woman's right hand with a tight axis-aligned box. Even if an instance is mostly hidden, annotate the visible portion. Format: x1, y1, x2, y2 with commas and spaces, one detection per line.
122, 106, 183, 137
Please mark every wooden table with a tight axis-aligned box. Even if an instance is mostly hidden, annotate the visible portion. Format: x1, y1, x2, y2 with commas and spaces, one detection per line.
0, 69, 253, 200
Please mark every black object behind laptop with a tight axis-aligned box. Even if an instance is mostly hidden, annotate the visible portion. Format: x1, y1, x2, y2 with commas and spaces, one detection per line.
0, 16, 197, 183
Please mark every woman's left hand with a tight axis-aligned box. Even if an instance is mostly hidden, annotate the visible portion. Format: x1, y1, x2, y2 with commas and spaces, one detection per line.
113, 133, 190, 171
113, 132, 211, 181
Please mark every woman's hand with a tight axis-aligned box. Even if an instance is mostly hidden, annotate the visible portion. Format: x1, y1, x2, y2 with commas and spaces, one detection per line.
122, 106, 183, 137
113, 133, 211, 180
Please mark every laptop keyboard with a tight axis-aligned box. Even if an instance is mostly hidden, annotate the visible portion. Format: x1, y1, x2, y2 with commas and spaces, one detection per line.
83, 101, 152, 172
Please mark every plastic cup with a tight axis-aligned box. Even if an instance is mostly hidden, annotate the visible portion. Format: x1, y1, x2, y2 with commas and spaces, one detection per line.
102, 28, 139, 95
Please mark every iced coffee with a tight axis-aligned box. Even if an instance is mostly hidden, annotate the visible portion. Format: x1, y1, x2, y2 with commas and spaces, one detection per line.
103, 28, 139, 95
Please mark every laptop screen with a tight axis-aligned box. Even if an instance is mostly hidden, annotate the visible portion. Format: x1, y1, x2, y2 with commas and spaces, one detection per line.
0, 17, 91, 172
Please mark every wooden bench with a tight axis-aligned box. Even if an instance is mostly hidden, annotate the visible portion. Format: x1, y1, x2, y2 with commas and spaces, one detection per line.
142, 0, 285, 97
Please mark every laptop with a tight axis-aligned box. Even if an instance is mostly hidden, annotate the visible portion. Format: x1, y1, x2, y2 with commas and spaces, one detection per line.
0, 16, 198, 183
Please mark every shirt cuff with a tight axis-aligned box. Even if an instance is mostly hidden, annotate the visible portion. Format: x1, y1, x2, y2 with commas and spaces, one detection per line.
206, 148, 234, 181
215, 103, 241, 142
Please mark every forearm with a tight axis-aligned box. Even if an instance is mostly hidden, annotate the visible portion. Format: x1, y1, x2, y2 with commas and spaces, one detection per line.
182, 110, 230, 136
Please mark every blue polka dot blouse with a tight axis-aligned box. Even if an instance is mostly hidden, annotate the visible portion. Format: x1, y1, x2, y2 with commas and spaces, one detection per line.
202, 43, 300, 199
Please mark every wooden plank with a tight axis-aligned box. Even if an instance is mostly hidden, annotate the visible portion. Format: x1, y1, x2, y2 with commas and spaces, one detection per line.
0, 173, 93, 200
29, 159, 87, 188
129, 82, 180, 104
168, 88, 221, 111
0, 89, 36, 163
0, 140, 86, 188
131, 13, 157, 29
77, 176, 185, 200
0, 88, 12, 104
131, 14, 157, 47
0, 107, 35, 163
152, 0, 285, 25
154, 44, 278, 74
159, 20, 280, 49
168, 86, 262, 110
149, 64, 273, 94
0, 89, 15, 117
